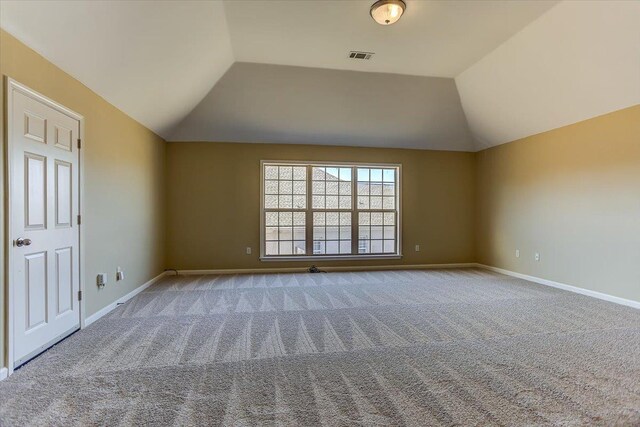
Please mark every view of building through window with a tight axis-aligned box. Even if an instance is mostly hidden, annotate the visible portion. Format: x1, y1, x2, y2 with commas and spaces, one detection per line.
262, 162, 400, 258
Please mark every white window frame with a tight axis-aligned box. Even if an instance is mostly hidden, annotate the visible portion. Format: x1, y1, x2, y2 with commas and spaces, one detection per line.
260, 160, 402, 261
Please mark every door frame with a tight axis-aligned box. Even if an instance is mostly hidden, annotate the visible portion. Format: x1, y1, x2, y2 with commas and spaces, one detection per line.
4, 77, 85, 375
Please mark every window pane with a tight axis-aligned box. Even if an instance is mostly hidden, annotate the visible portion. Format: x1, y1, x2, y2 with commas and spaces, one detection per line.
279, 195, 292, 208
265, 195, 278, 208
293, 212, 305, 225
294, 241, 306, 255
265, 180, 278, 194
265, 227, 278, 240
358, 196, 369, 209
279, 241, 293, 255
339, 196, 351, 209
326, 227, 339, 240
314, 227, 326, 240
370, 183, 382, 196
326, 212, 339, 225
371, 240, 383, 253
293, 166, 306, 180
326, 241, 339, 254
279, 166, 292, 180
293, 181, 306, 194
265, 166, 278, 179
370, 196, 383, 209
384, 226, 395, 239
312, 181, 324, 194
371, 212, 383, 225
370, 169, 383, 182
266, 212, 278, 226
383, 169, 395, 182
383, 196, 395, 210
339, 168, 351, 181
279, 212, 292, 225
279, 181, 292, 194
371, 226, 383, 239
326, 168, 339, 180
384, 212, 395, 225
293, 195, 306, 209
359, 212, 370, 225
312, 195, 325, 209
314, 212, 325, 225
326, 196, 339, 209
312, 167, 325, 180
340, 241, 351, 254
340, 226, 351, 239
340, 212, 351, 225
326, 181, 339, 195
279, 227, 292, 240
293, 227, 305, 240
357, 182, 369, 196
339, 182, 351, 195
357, 168, 369, 182
383, 240, 395, 253
266, 242, 278, 255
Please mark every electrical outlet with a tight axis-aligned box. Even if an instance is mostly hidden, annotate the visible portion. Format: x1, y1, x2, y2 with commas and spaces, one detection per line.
516, 249, 520, 258
97, 273, 107, 288
116, 267, 124, 281
246, 247, 252, 255
535, 252, 540, 262
415, 244, 420, 252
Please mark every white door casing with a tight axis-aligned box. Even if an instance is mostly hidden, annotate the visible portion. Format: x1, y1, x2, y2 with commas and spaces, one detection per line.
7, 79, 83, 369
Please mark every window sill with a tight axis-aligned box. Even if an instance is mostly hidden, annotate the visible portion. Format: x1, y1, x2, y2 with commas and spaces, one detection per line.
260, 254, 403, 262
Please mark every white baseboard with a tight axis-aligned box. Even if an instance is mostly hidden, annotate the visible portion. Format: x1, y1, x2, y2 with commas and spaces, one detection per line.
477, 264, 640, 310
0, 367, 8, 381
175, 263, 477, 275
84, 271, 168, 327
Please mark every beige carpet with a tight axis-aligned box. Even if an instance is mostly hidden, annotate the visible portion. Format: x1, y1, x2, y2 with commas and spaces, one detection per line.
1, 268, 639, 426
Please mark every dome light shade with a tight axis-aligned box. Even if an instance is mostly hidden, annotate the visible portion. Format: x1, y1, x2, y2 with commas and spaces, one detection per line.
370, 0, 406, 26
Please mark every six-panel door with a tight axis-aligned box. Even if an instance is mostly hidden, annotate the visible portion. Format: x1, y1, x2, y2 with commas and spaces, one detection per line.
11, 88, 81, 367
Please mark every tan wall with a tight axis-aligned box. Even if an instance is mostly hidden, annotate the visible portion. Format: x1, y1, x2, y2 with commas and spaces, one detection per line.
476, 105, 640, 302
166, 142, 476, 270
1, 30, 167, 368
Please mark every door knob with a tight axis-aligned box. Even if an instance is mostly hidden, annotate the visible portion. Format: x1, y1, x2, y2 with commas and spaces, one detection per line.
15, 238, 32, 247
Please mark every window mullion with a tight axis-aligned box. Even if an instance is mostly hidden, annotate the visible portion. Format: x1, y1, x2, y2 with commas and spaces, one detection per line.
351, 166, 357, 255
305, 165, 313, 256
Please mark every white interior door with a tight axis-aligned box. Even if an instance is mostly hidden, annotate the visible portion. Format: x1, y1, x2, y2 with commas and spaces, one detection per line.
9, 83, 81, 368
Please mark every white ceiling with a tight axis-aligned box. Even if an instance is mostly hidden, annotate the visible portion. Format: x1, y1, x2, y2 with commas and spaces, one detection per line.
171, 62, 475, 150
456, 0, 640, 148
0, 0, 234, 137
1, 1, 637, 151
224, 0, 558, 78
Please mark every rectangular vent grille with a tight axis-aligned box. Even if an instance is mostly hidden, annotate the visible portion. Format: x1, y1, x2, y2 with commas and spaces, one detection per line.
348, 51, 374, 60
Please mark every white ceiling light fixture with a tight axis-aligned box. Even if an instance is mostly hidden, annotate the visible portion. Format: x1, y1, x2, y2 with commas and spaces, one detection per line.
370, 0, 406, 26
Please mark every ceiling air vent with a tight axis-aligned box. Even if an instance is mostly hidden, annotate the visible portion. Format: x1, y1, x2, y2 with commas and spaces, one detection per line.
348, 51, 374, 60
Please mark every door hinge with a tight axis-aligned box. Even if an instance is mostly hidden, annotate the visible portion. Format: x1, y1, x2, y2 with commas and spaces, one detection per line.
77, 138, 82, 149
77, 215, 82, 225
78, 290, 82, 301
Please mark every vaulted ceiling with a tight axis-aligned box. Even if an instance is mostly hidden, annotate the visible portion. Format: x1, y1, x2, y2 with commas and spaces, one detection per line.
1, 1, 638, 151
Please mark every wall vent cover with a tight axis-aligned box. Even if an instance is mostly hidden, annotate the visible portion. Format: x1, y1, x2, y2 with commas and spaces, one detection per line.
348, 51, 374, 60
